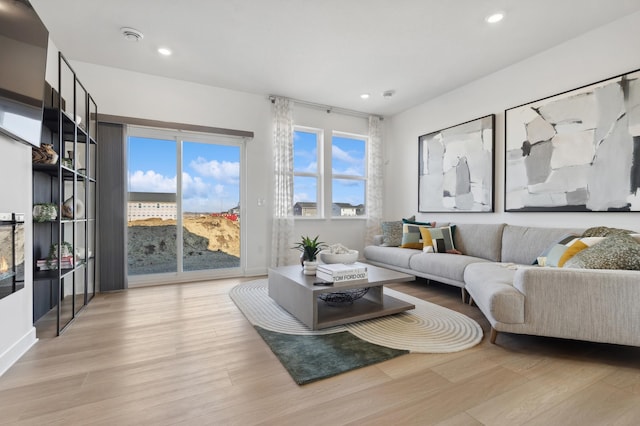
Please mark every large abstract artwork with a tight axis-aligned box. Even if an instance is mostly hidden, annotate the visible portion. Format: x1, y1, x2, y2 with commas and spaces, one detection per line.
505, 69, 640, 212
418, 115, 494, 212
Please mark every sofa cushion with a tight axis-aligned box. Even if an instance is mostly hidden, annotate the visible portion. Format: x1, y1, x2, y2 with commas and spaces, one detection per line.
400, 223, 431, 249
501, 225, 583, 265
419, 225, 456, 253
452, 223, 505, 262
409, 252, 488, 283
363, 245, 419, 269
380, 221, 403, 246
464, 263, 524, 324
564, 234, 640, 270
541, 236, 605, 267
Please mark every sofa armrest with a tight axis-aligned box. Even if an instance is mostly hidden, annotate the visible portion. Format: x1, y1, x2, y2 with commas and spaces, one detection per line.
512, 267, 640, 346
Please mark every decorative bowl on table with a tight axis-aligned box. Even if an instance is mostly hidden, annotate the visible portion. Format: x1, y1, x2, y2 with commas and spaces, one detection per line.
318, 287, 370, 306
319, 249, 358, 264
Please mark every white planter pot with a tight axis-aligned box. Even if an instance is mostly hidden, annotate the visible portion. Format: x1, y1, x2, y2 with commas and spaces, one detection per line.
303, 260, 318, 275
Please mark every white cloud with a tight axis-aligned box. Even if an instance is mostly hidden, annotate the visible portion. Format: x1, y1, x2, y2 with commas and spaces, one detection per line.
182, 172, 210, 198
332, 146, 364, 175
214, 184, 224, 195
128, 170, 176, 192
190, 157, 239, 184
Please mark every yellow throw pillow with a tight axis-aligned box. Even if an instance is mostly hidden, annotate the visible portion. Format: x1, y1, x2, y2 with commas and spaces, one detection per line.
400, 223, 430, 249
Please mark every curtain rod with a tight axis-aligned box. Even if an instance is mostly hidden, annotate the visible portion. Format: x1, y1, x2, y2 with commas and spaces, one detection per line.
269, 95, 383, 120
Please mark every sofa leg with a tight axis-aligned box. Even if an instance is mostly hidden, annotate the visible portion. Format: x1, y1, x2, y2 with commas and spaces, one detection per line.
461, 288, 466, 303
469, 297, 474, 307
490, 328, 498, 344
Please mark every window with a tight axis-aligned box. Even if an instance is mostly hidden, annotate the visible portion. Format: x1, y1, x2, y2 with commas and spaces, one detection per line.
293, 127, 321, 217
331, 132, 367, 217
126, 127, 244, 279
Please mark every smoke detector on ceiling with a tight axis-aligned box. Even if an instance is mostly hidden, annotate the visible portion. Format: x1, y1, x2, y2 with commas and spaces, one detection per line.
121, 27, 144, 42
382, 90, 395, 98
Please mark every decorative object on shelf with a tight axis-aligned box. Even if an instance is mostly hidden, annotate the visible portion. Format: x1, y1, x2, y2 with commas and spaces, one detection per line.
32, 143, 58, 164
319, 243, 358, 264
75, 246, 92, 260
45, 241, 74, 269
32, 203, 57, 222
505, 68, 640, 212
292, 235, 327, 267
61, 197, 85, 219
61, 149, 74, 168
48, 241, 73, 258
302, 260, 318, 275
418, 114, 495, 212
318, 287, 370, 306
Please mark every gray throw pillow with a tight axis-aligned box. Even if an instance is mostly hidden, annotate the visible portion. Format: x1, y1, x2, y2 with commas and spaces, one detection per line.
564, 234, 640, 270
381, 221, 403, 247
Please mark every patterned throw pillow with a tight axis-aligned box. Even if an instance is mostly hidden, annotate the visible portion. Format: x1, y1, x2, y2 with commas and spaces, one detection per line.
581, 226, 635, 237
543, 236, 605, 267
419, 226, 456, 253
381, 221, 403, 247
564, 234, 640, 270
400, 223, 432, 249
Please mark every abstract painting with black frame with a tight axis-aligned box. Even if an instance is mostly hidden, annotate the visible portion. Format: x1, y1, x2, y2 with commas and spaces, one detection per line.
418, 114, 494, 212
505, 69, 640, 212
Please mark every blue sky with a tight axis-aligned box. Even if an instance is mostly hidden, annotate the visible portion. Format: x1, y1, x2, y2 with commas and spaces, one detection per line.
128, 136, 240, 212
294, 131, 366, 206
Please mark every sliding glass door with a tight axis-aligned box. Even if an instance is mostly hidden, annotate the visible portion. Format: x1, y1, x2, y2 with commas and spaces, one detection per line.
127, 127, 243, 283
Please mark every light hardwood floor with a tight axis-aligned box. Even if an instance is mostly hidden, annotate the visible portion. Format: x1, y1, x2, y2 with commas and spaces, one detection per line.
2, 277, 640, 425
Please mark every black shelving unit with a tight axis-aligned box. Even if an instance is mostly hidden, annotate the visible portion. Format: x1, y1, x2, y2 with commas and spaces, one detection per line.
32, 52, 97, 335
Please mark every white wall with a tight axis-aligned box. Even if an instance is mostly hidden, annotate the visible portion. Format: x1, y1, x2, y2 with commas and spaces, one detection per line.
68, 62, 371, 275
0, 134, 36, 376
386, 11, 640, 230
70, 61, 273, 276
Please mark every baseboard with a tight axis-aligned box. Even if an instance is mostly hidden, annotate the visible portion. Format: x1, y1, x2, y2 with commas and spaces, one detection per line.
244, 267, 268, 277
0, 327, 38, 377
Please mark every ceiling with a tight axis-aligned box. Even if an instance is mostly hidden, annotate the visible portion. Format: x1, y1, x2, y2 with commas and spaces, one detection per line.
30, 0, 640, 117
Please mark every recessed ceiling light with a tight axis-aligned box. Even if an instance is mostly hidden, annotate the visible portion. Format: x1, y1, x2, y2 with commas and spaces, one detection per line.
486, 12, 504, 24
360, 93, 370, 99
158, 47, 172, 56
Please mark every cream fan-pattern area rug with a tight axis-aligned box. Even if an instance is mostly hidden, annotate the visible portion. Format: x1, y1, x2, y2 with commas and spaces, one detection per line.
230, 279, 483, 353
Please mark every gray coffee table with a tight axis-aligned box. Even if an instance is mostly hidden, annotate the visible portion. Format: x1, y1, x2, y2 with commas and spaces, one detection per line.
268, 264, 415, 330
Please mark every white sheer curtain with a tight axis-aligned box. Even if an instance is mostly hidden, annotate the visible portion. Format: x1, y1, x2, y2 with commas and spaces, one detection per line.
366, 115, 384, 244
271, 97, 295, 267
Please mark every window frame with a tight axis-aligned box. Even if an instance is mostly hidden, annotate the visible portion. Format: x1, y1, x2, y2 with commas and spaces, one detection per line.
330, 130, 368, 218
292, 125, 324, 218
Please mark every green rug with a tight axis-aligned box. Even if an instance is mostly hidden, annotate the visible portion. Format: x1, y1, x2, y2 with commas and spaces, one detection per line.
255, 325, 408, 385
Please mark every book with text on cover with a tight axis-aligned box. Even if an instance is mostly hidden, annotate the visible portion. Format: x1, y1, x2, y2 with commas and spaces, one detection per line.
316, 262, 368, 283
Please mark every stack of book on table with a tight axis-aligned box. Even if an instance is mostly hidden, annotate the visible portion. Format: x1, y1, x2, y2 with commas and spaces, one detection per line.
316, 262, 368, 283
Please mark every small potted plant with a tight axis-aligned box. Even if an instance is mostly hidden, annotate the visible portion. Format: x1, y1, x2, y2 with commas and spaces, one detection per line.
293, 235, 326, 274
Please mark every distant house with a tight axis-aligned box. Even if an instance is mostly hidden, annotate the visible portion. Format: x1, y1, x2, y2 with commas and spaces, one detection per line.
127, 192, 177, 221
332, 202, 364, 217
293, 202, 317, 216
228, 205, 240, 215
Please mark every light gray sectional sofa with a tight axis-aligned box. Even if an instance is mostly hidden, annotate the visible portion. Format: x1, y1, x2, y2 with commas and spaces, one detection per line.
364, 223, 640, 347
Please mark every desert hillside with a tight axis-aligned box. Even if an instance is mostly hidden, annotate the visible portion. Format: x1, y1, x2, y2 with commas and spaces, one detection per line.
129, 216, 240, 257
